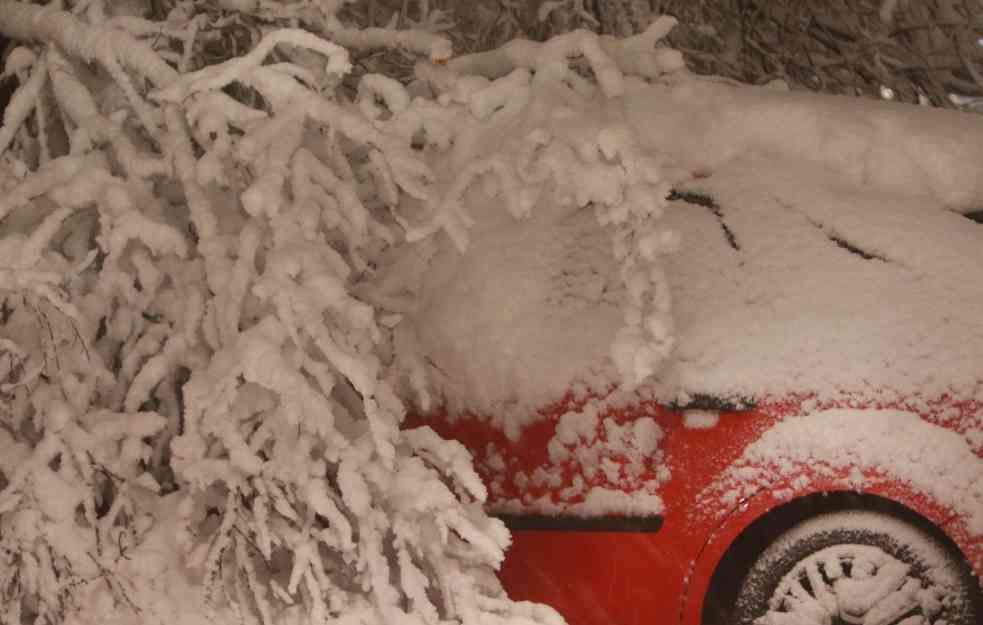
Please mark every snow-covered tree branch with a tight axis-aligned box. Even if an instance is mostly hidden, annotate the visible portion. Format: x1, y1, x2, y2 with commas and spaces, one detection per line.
0, 2, 570, 624
0, 0, 687, 622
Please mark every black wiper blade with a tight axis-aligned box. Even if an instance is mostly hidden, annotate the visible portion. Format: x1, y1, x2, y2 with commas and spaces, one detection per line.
668, 393, 756, 412
964, 210, 983, 224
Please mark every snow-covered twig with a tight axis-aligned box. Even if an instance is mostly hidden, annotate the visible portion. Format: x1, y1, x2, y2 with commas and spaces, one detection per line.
0, 2, 176, 85
328, 25, 452, 64
442, 16, 685, 97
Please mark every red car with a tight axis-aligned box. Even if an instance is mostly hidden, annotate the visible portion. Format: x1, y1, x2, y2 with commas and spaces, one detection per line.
419, 392, 983, 625
405, 174, 983, 625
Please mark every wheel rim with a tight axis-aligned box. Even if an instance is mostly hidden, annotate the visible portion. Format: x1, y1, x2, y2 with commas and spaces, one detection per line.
756, 543, 948, 625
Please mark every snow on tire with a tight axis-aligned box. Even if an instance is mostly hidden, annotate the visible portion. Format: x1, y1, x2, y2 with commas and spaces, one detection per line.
732, 510, 980, 625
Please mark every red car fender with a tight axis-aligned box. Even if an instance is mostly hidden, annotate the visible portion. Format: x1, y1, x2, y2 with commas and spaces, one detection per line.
679, 458, 983, 625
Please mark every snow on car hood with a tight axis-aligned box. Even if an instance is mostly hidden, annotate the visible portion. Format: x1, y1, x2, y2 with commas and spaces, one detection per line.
402, 74, 983, 426
657, 156, 983, 407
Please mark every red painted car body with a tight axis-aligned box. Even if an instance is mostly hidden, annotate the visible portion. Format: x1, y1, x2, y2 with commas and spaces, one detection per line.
412, 394, 983, 625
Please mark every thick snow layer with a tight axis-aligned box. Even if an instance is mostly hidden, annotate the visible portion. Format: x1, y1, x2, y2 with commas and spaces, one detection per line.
412, 199, 624, 428
408, 74, 983, 427
710, 409, 983, 536
402, 69, 678, 426
656, 156, 983, 405
624, 77, 983, 211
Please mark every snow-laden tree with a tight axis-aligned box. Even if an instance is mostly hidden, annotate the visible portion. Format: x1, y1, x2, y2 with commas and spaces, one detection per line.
0, 1, 680, 624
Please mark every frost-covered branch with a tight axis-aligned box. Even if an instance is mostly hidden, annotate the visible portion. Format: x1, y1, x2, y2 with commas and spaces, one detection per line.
441, 15, 685, 97
328, 25, 452, 64
0, 1, 177, 87
0, 2, 572, 624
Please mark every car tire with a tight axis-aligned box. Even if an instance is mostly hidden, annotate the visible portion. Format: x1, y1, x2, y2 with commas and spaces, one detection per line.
731, 509, 981, 625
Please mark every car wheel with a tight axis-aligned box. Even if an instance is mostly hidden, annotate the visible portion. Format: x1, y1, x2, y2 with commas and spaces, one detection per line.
731, 509, 980, 625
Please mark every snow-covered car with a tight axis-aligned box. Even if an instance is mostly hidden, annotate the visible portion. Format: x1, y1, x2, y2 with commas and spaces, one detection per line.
399, 75, 983, 625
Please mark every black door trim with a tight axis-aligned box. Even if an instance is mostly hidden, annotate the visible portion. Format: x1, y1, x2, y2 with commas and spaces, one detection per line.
495, 514, 664, 533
